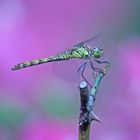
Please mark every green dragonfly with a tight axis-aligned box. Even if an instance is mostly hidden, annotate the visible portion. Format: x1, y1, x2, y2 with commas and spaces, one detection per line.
12, 36, 109, 87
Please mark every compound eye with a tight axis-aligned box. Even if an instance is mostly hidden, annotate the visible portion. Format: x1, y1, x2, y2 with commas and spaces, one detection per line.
92, 46, 103, 59
93, 47, 99, 52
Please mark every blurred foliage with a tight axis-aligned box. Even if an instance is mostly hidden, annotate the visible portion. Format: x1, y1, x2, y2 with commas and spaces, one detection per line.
39, 84, 77, 120
116, 0, 140, 40
131, 0, 140, 34
0, 102, 27, 129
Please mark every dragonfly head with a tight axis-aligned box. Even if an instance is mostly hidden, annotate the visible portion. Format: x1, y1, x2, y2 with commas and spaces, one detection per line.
91, 45, 103, 59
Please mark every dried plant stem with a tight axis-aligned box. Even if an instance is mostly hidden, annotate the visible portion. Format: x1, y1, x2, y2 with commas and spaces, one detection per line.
78, 63, 110, 140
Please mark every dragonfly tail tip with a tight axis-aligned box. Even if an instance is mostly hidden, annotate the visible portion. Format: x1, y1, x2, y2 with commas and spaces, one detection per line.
11, 66, 18, 71
11, 68, 15, 71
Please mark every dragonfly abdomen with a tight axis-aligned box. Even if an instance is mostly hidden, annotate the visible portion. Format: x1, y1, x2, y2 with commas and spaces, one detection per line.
47, 52, 71, 62
12, 52, 72, 71
11, 47, 89, 71
11, 58, 49, 70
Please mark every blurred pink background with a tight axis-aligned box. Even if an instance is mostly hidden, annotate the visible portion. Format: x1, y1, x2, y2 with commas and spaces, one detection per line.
0, 0, 140, 139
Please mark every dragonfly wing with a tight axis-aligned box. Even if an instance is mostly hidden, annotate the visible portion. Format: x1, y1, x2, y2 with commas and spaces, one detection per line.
52, 58, 82, 82
56, 34, 101, 56
72, 34, 101, 48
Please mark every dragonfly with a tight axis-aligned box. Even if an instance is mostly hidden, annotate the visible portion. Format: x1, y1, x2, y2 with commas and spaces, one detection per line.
12, 36, 109, 87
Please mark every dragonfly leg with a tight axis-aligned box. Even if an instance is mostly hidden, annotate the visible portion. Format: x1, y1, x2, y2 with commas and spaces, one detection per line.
77, 61, 87, 73
90, 61, 101, 78
78, 61, 92, 88
94, 59, 110, 64
90, 61, 101, 72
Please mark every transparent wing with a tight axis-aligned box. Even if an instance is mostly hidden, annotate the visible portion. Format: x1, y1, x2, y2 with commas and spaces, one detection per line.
52, 58, 82, 82
55, 34, 101, 55
72, 34, 101, 49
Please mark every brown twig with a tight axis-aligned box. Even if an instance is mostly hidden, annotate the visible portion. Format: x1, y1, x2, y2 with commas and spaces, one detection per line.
78, 62, 110, 140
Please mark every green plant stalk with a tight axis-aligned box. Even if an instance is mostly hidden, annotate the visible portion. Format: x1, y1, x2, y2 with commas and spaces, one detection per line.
91, 62, 110, 96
